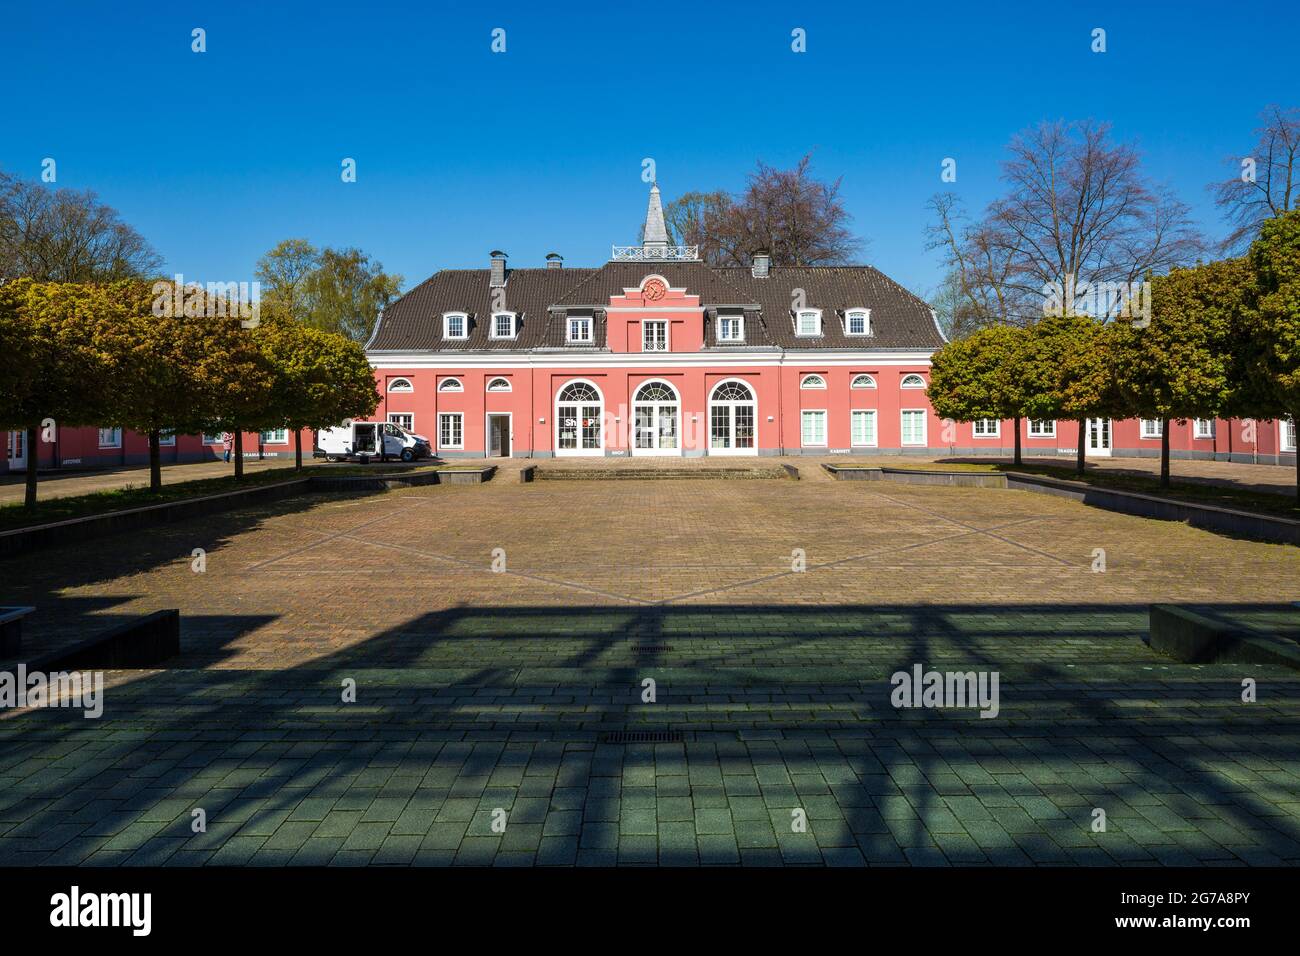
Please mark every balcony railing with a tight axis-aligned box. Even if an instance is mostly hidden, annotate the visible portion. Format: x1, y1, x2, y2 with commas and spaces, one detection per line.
611, 245, 700, 262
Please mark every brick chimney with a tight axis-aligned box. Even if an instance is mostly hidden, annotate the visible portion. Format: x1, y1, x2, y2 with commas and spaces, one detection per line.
545, 252, 563, 270
752, 249, 770, 278
490, 250, 508, 287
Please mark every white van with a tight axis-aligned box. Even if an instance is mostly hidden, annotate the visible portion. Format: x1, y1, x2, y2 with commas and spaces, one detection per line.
315, 420, 432, 463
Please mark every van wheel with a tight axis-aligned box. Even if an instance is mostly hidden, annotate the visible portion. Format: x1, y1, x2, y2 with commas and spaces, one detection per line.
401, 448, 415, 462
325, 456, 339, 463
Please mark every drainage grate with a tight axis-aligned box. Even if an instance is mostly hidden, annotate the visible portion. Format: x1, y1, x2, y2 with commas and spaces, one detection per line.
600, 730, 684, 744
631, 644, 672, 654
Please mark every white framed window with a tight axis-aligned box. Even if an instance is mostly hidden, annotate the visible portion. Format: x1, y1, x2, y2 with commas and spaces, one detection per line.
1282, 418, 1297, 453
387, 377, 413, 393
98, 427, 122, 449
260, 429, 288, 445
795, 309, 822, 337
203, 433, 223, 445
718, 314, 744, 342
1193, 418, 1215, 440
438, 378, 463, 392
845, 308, 872, 336
1140, 419, 1163, 439
491, 312, 516, 340
487, 377, 512, 392
901, 409, 927, 446
568, 316, 593, 343
800, 374, 826, 390
438, 413, 463, 450
388, 412, 414, 432
900, 374, 926, 389
643, 320, 667, 352
972, 418, 1000, 438
851, 409, 877, 447
443, 312, 468, 340
1028, 419, 1056, 439
159, 430, 176, 447
851, 374, 876, 389
800, 409, 827, 447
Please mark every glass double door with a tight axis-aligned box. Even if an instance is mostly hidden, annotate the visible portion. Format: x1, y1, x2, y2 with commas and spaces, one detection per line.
633, 402, 679, 455
557, 403, 602, 454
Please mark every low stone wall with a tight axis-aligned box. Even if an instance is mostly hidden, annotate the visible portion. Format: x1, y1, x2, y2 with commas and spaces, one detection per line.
1005, 472, 1300, 545
26, 608, 181, 671
535, 466, 790, 481
821, 465, 1007, 488
1148, 604, 1300, 669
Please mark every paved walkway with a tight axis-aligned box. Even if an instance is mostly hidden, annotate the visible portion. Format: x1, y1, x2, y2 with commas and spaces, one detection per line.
0, 458, 308, 506
1, 473, 1297, 865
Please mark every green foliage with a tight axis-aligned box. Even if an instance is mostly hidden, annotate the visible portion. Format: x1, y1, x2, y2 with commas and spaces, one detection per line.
1026, 312, 1119, 420
256, 312, 379, 430
1242, 209, 1300, 419
928, 324, 1032, 421
255, 240, 403, 343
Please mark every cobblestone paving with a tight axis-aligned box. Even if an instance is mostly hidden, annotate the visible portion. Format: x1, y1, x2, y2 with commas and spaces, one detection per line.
1, 470, 1298, 865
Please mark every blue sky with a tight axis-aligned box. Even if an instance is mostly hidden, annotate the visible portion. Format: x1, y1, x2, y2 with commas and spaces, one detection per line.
2, 0, 1296, 298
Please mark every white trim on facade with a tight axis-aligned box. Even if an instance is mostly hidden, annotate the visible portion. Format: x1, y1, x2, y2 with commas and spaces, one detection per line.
367, 350, 938, 369
851, 408, 878, 447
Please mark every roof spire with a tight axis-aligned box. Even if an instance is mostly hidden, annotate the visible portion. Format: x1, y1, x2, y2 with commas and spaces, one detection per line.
642, 182, 669, 250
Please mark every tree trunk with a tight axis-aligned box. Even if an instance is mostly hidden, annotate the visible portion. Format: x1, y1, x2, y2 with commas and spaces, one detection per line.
1076, 418, 1087, 476
1013, 415, 1023, 466
1160, 417, 1171, 488
295, 429, 303, 471
24, 424, 39, 509
149, 429, 162, 493
234, 431, 244, 480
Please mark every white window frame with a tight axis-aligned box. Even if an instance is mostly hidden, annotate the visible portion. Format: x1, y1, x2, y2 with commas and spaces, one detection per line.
438, 377, 464, 392
799, 374, 826, 390
795, 309, 822, 337
260, 428, 288, 445
901, 409, 927, 447
388, 412, 415, 432
486, 377, 512, 392
203, 433, 223, 446
387, 377, 414, 393
159, 430, 176, 447
438, 412, 464, 450
1027, 419, 1056, 439
851, 409, 878, 448
491, 312, 516, 340
642, 319, 668, 352
97, 427, 122, 449
972, 418, 1000, 438
800, 409, 828, 448
1140, 419, 1163, 439
844, 308, 872, 337
567, 316, 593, 343
718, 314, 745, 342
1282, 418, 1297, 453
851, 374, 877, 389
1193, 418, 1215, 440
443, 312, 468, 340
900, 374, 926, 389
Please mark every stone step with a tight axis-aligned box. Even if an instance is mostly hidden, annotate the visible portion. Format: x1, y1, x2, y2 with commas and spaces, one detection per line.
536, 467, 787, 480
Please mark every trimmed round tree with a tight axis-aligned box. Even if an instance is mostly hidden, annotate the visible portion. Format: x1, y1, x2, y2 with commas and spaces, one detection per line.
1027, 312, 1121, 476
927, 323, 1033, 464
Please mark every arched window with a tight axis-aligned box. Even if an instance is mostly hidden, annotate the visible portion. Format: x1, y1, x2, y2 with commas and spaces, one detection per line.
387, 377, 413, 392
487, 377, 512, 392
632, 380, 680, 456
708, 379, 757, 455
800, 374, 826, 390
439, 378, 463, 392
555, 380, 603, 455
900, 374, 926, 389
851, 374, 876, 389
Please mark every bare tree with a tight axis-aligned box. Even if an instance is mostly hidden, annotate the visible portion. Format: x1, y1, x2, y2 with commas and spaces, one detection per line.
977, 120, 1204, 322
664, 154, 861, 267
1211, 104, 1300, 253
925, 192, 1020, 333
0, 170, 162, 281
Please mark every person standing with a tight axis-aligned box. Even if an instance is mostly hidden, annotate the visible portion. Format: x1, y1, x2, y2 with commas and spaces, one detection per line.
222, 432, 233, 464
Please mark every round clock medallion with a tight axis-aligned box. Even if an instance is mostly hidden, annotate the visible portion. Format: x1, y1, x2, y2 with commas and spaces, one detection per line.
642, 278, 667, 301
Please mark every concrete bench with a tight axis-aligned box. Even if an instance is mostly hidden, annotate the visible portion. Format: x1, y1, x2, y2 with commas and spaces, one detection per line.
1148, 604, 1300, 669
0, 607, 35, 656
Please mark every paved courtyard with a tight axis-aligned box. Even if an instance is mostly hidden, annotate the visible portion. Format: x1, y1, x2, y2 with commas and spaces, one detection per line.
1, 464, 1298, 865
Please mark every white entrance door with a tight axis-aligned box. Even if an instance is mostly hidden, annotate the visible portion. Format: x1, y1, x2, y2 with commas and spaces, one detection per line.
708, 380, 757, 456
556, 381, 603, 457
631, 381, 680, 456
1087, 418, 1112, 457
7, 431, 25, 470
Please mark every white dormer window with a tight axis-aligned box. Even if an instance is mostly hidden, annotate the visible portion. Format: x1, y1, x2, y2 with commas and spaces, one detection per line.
491, 312, 516, 340
443, 312, 468, 340
900, 374, 926, 389
795, 309, 822, 337
800, 374, 826, 389
845, 308, 872, 336
568, 316, 592, 343
851, 374, 876, 389
718, 314, 745, 342
387, 377, 413, 393
438, 378, 463, 392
